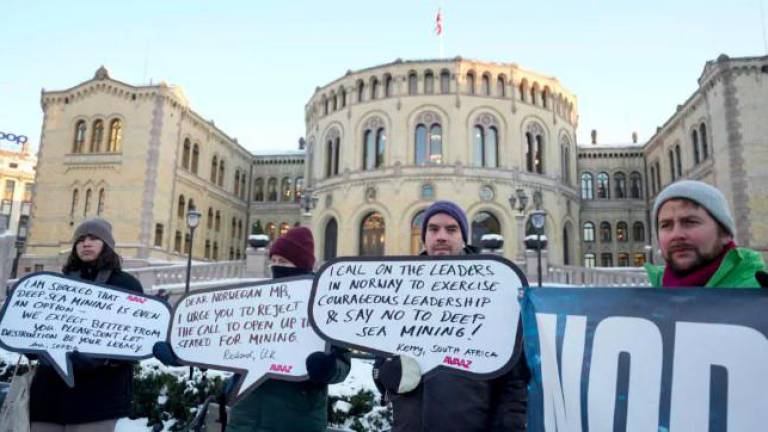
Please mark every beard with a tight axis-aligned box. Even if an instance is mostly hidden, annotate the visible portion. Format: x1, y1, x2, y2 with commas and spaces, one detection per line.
664, 243, 724, 275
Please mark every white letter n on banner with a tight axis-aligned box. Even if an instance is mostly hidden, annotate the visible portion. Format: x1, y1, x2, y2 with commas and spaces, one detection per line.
536, 313, 586, 432
670, 322, 768, 432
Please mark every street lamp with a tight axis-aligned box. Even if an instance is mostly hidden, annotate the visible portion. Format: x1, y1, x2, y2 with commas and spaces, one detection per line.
644, 244, 653, 265
184, 208, 202, 295
301, 191, 319, 216
530, 209, 547, 287
508, 188, 529, 213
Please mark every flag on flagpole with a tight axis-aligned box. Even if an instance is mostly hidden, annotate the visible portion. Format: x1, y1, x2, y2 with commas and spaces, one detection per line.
435, 8, 443, 35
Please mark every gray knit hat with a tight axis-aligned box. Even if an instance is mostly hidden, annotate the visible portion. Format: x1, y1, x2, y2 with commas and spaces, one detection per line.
652, 180, 735, 235
73, 217, 115, 250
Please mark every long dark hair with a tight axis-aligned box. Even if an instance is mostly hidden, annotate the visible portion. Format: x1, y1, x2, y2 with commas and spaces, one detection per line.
62, 241, 122, 274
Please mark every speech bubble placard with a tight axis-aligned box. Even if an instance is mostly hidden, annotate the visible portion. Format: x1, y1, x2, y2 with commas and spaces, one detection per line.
0, 272, 171, 387
310, 255, 527, 380
168, 276, 326, 402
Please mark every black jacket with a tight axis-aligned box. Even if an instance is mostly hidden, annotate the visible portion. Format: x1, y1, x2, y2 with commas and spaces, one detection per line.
377, 246, 530, 431
30, 269, 144, 424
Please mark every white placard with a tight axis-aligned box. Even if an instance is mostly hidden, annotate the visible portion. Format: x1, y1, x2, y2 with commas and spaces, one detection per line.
169, 276, 326, 401
310, 255, 526, 379
0, 272, 171, 387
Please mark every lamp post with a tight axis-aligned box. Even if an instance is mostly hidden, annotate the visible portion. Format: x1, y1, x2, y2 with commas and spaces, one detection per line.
300, 191, 319, 216
644, 244, 653, 265
184, 208, 201, 381
530, 209, 547, 287
508, 189, 529, 263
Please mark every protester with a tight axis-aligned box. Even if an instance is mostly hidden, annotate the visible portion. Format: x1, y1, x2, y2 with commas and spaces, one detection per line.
646, 180, 766, 288
373, 200, 530, 431
153, 226, 350, 432
30, 218, 143, 432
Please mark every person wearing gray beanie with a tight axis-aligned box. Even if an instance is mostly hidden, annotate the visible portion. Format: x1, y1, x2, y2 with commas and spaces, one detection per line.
646, 180, 765, 288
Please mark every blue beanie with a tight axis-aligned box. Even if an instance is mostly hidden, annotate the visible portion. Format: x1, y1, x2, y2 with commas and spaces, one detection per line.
420, 200, 469, 243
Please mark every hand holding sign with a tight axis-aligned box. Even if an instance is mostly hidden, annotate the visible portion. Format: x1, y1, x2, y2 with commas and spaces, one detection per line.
168, 277, 326, 402
0, 272, 171, 387
310, 256, 526, 379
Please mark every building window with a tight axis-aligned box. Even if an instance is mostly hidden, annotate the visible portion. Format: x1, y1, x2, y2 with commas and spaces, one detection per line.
4, 180, 15, 201
295, 177, 304, 203
254, 178, 264, 201
234, 170, 241, 196
410, 211, 425, 254
408, 72, 418, 95
471, 211, 500, 247
440, 70, 450, 93
281, 177, 293, 201
191, 144, 199, 174
212, 242, 219, 260
691, 130, 700, 165
584, 253, 596, 268
583, 222, 595, 242
415, 123, 443, 165
325, 132, 341, 177
601, 253, 613, 267
466, 72, 475, 95
357, 80, 365, 103
73, 120, 86, 153
496, 76, 506, 97
211, 156, 218, 183
561, 136, 571, 185
107, 119, 122, 152
669, 149, 676, 181
481, 74, 491, 96
97, 188, 105, 215
177, 195, 185, 219
174, 231, 182, 253
596, 172, 610, 199
184, 232, 191, 254
633, 222, 645, 242
90, 120, 104, 152
215, 210, 221, 232
655, 162, 661, 192
207, 208, 213, 230
581, 173, 594, 200
634, 253, 646, 267
83, 189, 92, 216
473, 124, 499, 168
618, 253, 630, 267
267, 178, 277, 201
218, 160, 225, 187
614, 172, 626, 199
204, 240, 211, 258
650, 165, 657, 195
629, 172, 642, 199
424, 71, 434, 94
363, 124, 386, 170
70, 189, 79, 217
360, 212, 385, 256
340, 88, 347, 108
700, 123, 709, 159
384, 75, 393, 98
154, 224, 164, 247
240, 174, 246, 200
617, 222, 628, 242
182, 139, 191, 169
525, 124, 544, 173
600, 222, 612, 243
675, 144, 682, 178
370, 77, 379, 100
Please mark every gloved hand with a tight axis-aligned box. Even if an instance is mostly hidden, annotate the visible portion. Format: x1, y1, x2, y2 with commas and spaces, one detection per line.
305, 351, 338, 384
152, 341, 183, 367
372, 355, 421, 394
222, 373, 242, 400
756, 271, 768, 288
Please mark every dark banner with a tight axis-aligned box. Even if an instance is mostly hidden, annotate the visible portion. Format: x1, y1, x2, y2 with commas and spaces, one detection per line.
521, 287, 768, 431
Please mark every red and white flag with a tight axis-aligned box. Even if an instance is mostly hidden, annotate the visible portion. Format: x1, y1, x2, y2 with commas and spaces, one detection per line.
435, 8, 443, 36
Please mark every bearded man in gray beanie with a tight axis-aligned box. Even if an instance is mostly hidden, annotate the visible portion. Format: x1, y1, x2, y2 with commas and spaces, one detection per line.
646, 180, 766, 288
372, 200, 530, 431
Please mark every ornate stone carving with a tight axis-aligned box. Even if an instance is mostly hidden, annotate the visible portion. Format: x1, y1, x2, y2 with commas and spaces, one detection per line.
415, 111, 443, 126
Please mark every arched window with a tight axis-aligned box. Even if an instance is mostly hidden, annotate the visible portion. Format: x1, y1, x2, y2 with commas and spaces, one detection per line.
410, 211, 425, 254
424, 71, 434, 94
331, 92, 338, 111
542, 87, 550, 109
518, 80, 527, 102
384, 75, 393, 98
700, 123, 708, 159
281, 177, 293, 201
218, 160, 225, 187
177, 195, 185, 219
674, 144, 682, 178
267, 178, 277, 201
363, 118, 386, 170
581, 173, 594, 200
215, 210, 221, 232
601, 253, 613, 267
668, 149, 676, 181
83, 188, 92, 216
340, 88, 347, 108
496, 76, 506, 97
415, 114, 443, 165
323, 96, 329, 116
253, 178, 264, 201
563, 223, 572, 265
185, 232, 191, 254
182, 139, 191, 169
240, 174, 246, 200
472, 125, 498, 168
616, 222, 628, 242
408, 72, 418, 95
211, 156, 218, 183
600, 221, 612, 242
295, 177, 304, 203
187, 198, 195, 216
584, 253, 596, 268
471, 211, 501, 247
324, 218, 338, 261
596, 172, 610, 199
360, 212, 385, 256
370, 77, 379, 100
691, 129, 700, 165
357, 80, 365, 103
481, 74, 491, 96
561, 136, 571, 185
525, 124, 545, 174
234, 170, 240, 196
650, 165, 657, 195
583, 222, 595, 242
231, 217, 237, 239
70, 189, 79, 216
212, 241, 219, 260
633, 222, 645, 242
204, 240, 211, 259
97, 188, 105, 215
191, 144, 199, 174
466, 72, 476, 95
107, 119, 122, 152
207, 207, 213, 230
73, 120, 86, 153
614, 172, 626, 198
174, 231, 182, 253
629, 172, 642, 198
90, 120, 104, 152
440, 70, 450, 93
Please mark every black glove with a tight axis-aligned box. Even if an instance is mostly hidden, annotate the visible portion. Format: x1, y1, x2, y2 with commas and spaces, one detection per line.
223, 373, 242, 400
306, 351, 338, 384
152, 341, 183, 367
757, 271, 768, 288
69, 351, 104, 369
372, 355, 421, 394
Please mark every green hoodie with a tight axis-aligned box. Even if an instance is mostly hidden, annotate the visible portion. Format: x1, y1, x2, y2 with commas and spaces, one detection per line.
644, 247, 766, 288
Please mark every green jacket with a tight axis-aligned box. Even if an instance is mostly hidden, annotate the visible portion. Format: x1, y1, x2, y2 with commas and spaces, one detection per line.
645, 247, 766, 288
226, 352, 351, 432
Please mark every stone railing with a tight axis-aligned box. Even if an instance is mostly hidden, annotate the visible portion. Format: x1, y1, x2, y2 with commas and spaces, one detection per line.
127, 260, 247, 290
546, 265, 650, 287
